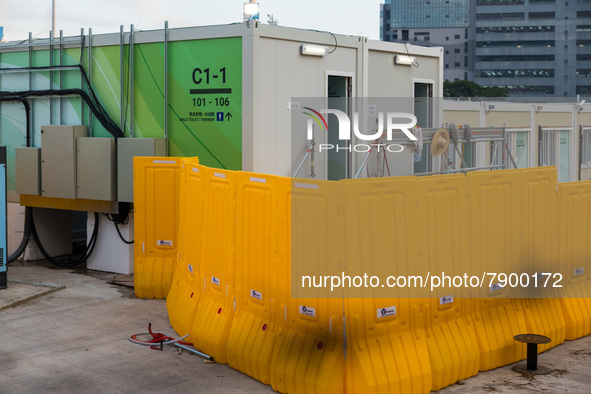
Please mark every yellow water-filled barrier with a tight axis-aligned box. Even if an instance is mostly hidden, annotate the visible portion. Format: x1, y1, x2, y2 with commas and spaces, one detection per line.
422, 298, 479, 391
340, 177, 432, 393
520, 168, 565, 352
190, 167, 238, 364
167, 159, 204, 343
467, 170, 527, 370
226, 172, 281, 384
416, 175, 479, 390
470, 298, 527, 371
133, 157, 181, 299
557, 181, 591, 340
136, 158, 591, 393
270, 179, 345, 394
521, 298, 565, 352
345, 297, 431, 394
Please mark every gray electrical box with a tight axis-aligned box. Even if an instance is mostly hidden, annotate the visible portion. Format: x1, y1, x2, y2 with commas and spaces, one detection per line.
77, 137, 116, 201
41, 125, 87, 199
15, 147, 41, 195
117, 138, 166, 202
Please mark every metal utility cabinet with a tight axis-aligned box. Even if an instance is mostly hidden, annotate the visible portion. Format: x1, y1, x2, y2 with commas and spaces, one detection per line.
41, 125, 87, 199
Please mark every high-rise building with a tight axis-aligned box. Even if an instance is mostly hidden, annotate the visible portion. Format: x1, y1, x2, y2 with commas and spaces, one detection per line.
474, 0, 591, 97
381, 0, 475, 82
381, 0, 591, 97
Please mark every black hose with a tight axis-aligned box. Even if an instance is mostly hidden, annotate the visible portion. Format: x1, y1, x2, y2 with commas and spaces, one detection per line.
7, 206, 33, 264
31, 210, 100, 268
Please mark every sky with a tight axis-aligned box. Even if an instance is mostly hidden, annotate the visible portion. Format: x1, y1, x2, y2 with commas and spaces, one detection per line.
0, 0, 383, 42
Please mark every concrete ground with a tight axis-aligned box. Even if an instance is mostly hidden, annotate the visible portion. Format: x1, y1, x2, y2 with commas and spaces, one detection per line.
1, 261, 590, 393
1, 262, 274, 394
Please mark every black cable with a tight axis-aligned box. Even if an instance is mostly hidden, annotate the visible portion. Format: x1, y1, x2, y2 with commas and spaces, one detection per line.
0, 57, 120, 265
102, 203, 134, 244
305, 29, 338, 54
0, 59, 124, 139
0, 65, 81, 73
31, 210, 100, 267
404, 43, 420, 68
0, 96, 31, 146
114, 221, 134, 244
327, 31, 338, 54
0, 89, 124, 138
7, 207, 33, 264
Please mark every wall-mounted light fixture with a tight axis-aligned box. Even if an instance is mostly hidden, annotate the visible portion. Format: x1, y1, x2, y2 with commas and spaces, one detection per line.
394, 54, 416, 66
243, 1, 260, 21
300, 44, 327, 57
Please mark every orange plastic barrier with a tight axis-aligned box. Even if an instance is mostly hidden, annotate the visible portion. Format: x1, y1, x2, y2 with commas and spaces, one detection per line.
133, 157, 181, 299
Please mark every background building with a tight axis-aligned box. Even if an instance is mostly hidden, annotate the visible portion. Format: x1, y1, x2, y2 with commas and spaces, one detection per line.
381, 0, 591, 97
474, 0, 591, 97
381, 0, 475, 82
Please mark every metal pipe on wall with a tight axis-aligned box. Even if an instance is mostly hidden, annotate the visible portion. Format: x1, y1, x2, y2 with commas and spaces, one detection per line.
164, 21, 169, 154
89, 28, 93, 136
130, 24, 134, 137
119, 25, 124, 134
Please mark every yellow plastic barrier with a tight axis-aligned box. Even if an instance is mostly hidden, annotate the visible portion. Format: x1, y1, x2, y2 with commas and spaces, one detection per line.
467, 170, 527, 371
345, 298, 431, 394
521, 168, 558, 281
133, 157, 181, 299
270, 178, 345, 394
557, 181, 591, 340
190, 167, 238, 363
165, 159, 189, 334
151, 160, 591, 393
521, 298, 565, 352
341, 177, 431, 393
226, 172, 281, 384
520, 168, 565, 352
416, 175, 479, 390
167, 159, 204, 343
560, 297, 591, 340
469, 299, 526, 371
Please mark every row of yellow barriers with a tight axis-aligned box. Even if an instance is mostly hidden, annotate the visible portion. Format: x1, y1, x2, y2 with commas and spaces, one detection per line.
134, 157, 591, 393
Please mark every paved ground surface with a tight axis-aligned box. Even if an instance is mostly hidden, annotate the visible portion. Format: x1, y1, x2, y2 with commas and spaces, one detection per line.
443, 337, 591, 393
1, 262, 274, 394
1, 260, 590, 393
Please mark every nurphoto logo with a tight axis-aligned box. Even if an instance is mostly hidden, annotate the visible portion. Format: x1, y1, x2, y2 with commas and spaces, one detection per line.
302, 107, 418, 153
